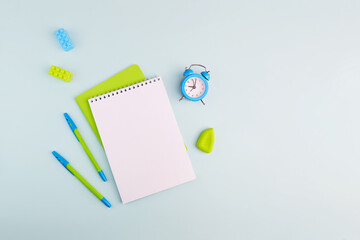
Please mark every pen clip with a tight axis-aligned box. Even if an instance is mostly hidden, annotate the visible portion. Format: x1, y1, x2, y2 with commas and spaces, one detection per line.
52, 151, 74, 175
64, 113, 79, 142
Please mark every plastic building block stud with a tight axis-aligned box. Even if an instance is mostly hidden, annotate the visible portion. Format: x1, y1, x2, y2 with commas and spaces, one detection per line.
55, 28, 74, 51
196, 128, 215, 153
48, 65, 73, 82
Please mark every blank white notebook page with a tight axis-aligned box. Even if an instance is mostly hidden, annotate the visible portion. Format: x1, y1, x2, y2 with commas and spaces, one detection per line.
89, 77, 196, 204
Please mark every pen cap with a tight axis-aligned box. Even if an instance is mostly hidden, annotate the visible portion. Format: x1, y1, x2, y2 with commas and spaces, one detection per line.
64, 113, 77, 131
52, 151, 69, 166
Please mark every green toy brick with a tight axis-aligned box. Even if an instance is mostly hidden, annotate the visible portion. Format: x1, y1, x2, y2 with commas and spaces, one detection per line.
196, 128, 215, 153
48, 65, 73, 82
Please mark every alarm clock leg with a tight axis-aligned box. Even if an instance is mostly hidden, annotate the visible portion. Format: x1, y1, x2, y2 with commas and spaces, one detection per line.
201, 100, 205, 105
179, 96, 185, 101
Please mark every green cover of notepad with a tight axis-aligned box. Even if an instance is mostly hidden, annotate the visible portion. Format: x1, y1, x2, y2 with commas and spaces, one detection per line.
75, 64, 146, 146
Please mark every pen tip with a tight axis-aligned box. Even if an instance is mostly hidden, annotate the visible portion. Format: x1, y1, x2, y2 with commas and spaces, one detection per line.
98, 170, 107, 182
101, 198, 111, 208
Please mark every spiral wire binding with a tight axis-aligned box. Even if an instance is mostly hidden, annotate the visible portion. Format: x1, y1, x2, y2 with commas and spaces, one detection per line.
89, 76, 161, 103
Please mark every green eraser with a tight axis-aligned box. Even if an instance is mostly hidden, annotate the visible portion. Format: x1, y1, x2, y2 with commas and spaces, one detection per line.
196, 128, 215, 153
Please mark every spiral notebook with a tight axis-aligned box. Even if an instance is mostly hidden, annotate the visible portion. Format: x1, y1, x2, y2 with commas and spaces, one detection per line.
89, 77, 196, 203
75, 64, 146, 146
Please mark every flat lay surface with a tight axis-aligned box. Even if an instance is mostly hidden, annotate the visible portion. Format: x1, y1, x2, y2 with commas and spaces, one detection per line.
1, 0, 360, 239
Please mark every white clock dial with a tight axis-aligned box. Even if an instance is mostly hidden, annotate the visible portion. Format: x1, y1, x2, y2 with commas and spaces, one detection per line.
184, 77, 206, 98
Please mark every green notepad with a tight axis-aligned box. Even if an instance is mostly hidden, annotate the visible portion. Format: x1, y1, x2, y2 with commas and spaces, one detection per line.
75, 64, 146, 146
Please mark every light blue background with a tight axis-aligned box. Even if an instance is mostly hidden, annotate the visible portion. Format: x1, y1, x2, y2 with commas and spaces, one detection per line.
1, 0, 360, 239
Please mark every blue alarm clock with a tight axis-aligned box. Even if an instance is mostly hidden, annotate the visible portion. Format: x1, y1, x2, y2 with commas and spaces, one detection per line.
179, 64, 210, 105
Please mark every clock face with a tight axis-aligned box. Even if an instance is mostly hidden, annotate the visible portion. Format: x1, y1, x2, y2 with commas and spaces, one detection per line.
184, 77, 206, 99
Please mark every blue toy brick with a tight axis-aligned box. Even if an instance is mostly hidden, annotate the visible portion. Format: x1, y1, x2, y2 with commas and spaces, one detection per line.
55, 28, 74, 51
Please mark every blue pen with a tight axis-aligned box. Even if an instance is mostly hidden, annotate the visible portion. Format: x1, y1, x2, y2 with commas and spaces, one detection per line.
52, 151, 111, 208
64, 113, 107, 182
